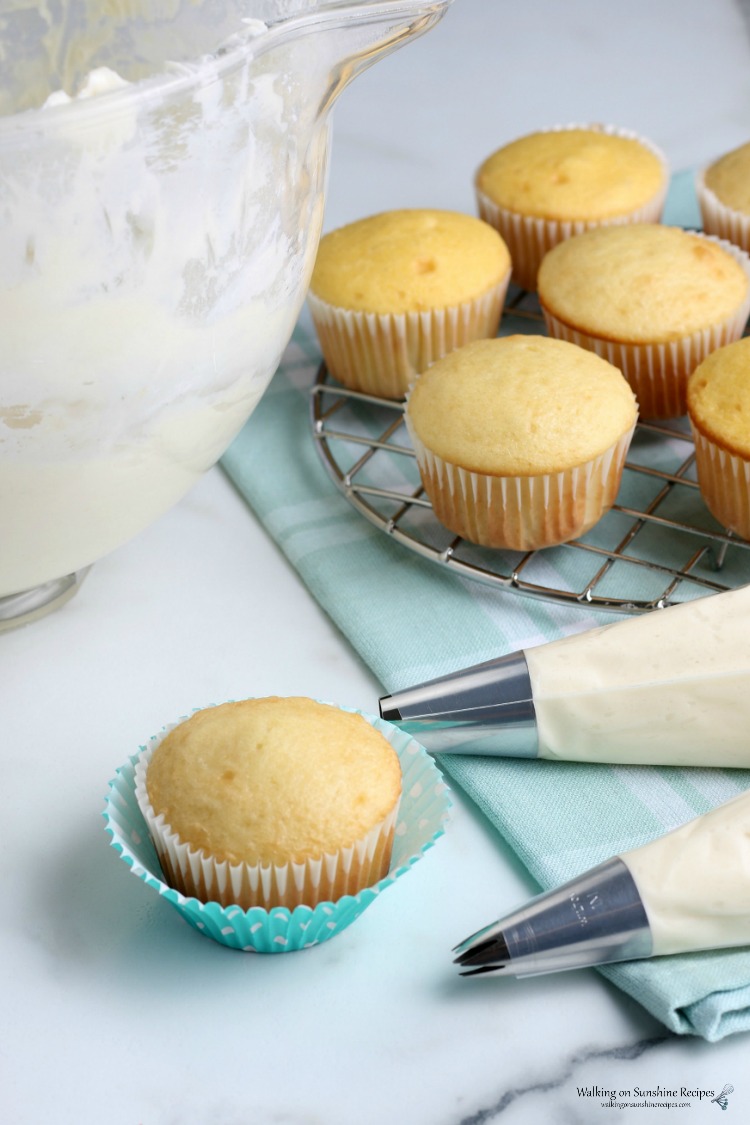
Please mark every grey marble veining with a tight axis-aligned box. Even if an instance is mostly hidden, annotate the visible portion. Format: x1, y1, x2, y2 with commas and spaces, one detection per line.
454, 1037, 671, 1124
449, 1026, 749, 1125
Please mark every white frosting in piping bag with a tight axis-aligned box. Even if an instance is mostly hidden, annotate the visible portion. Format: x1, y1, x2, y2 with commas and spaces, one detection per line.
524, 585, 750, 767
620, 789, 750, 956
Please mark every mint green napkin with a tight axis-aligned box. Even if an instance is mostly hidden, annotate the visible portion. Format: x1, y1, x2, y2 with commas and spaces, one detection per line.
222, 172, 750, 1040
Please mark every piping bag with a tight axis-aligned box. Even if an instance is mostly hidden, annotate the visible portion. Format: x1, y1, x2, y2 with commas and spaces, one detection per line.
453, 786, 750, 977
379, 583, 750, 767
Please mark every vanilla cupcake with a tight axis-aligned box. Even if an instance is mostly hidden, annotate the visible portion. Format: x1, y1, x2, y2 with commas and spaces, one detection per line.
697, 140, 750, 254
404, 335, 637, 551
688, 337, 750, 540
307, 209, 511, 399
475, 124, 668, 291
135, 697, 402, 911
538, 224, 750, 418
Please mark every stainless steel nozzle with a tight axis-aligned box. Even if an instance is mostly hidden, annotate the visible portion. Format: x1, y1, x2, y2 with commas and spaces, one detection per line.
453, 856, 652, 978
379, 649, 537, 756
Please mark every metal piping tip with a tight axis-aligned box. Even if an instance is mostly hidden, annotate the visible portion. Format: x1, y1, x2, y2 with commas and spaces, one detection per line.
453, 932, 510, 969
459, 964, 506, 978
379, 649, 538, 757
379, 700, 402, 723
452, 857, 653, 979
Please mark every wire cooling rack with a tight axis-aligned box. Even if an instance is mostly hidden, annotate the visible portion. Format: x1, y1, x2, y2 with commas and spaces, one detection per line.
310, 287, 750, 614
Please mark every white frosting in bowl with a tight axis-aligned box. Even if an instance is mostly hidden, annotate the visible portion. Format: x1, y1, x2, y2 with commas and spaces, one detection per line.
0, 2, 326, 593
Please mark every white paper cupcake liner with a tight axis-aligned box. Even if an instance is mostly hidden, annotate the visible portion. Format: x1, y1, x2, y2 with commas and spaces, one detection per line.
475, 123, 669, 293
134, 734, 398, 911
690, 425, 750, 541
541, 233, 750, 419
696, 166, 750, 255
104, 705, 451, 953
307, 269, 510, 400
404, 408, 635, 551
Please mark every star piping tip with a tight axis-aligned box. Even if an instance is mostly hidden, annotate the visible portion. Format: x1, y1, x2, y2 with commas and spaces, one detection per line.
458, 964, 505, 977
453, 932, 509, 968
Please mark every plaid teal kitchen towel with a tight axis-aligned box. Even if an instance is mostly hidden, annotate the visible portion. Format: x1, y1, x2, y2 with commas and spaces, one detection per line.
222, 172, 750, 1040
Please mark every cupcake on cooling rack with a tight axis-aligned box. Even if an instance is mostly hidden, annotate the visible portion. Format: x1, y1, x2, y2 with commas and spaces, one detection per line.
697, 140, 750, 254
688, 337, 750, 541
474, 124, 668, 291
404, 334, 637, 552
537, 224, 750, 418
307, 209, 511, 399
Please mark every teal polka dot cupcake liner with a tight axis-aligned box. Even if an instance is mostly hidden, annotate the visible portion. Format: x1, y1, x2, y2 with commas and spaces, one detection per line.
103, 705, 451, 953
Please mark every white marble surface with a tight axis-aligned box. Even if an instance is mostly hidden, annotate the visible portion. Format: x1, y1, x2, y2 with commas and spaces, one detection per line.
4, 2, 750, 1122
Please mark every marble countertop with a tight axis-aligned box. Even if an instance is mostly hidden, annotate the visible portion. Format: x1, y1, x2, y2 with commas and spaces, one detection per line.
5, 2, 750, 1122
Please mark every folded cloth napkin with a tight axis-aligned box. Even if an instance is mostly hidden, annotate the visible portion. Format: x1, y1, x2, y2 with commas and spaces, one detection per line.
222, 172, 750, 1041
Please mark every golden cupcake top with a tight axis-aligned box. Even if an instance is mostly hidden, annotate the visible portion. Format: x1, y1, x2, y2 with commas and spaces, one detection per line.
704, 141, 750, 216
309, 209, 510, 315
475, 127, 666, 221
688, 338, 750, 458
406, 335, 637, 476
538, 225, 750, 343
146, 697, 402, 866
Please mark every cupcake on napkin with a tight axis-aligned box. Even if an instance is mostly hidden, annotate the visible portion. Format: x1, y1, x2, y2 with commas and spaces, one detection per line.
474, 124, 668, 291
538, 224, 750, 418
105, 697, 450, 952
307, 209, 511, 399
404, 334, 637, 551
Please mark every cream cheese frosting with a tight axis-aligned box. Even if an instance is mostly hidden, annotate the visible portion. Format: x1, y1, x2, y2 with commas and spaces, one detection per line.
0, 1, 269, 114
525, 585, 750, 768
0, 1, 326, 594
621, 790, 750, 956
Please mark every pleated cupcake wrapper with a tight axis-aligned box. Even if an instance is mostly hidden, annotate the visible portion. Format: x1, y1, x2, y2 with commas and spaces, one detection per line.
104, 705, 451, 953
475, 123, 669, 293
696, 166, 750, 255
404, 409, 635, 551
307, 269, 510, 400
541, 232, 750, 419
134, 738, 397, 910
690, 425, 750, 542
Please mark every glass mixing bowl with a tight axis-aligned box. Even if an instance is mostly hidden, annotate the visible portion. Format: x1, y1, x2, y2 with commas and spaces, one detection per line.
0, 0, 450, 627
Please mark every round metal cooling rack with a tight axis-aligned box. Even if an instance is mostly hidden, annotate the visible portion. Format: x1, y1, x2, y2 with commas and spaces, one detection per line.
309, 288, 750, 614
